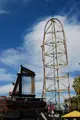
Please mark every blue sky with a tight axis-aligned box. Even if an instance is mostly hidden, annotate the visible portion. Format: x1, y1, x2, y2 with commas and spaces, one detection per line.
0, 0, 80, 99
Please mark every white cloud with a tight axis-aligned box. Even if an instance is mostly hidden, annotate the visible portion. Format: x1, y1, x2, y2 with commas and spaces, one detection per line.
0, 0, 11, 14
0, 9, 9, 14
23, 16, 80, 99
0, 84, 13, 95
0, 15, 80, 97
0, 68, 7, 73
0, 73, 15, 81
65, 25, 80, 71
35, 81, 43, 93
35, 76, 74, 99
0, 67, 15, 81
0, 0, 28, 15
0, 16, 80, 71
0, 48, 27, 67
24, 15, 80, 72
0, 0, 31, 9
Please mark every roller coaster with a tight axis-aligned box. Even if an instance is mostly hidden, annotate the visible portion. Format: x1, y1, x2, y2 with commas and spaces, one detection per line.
0, 18, 70, 120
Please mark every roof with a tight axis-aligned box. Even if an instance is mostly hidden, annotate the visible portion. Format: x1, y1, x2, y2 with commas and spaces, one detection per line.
62, 111, 80, 118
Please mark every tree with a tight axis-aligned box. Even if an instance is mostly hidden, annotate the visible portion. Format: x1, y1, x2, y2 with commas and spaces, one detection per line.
72, 76, 80, 94
64, 76, 80, 111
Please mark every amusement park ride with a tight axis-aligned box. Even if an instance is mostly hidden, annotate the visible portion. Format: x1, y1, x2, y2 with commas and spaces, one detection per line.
0, 18, 70, 120
0, 65, 47, 120
42, 18, 70, 108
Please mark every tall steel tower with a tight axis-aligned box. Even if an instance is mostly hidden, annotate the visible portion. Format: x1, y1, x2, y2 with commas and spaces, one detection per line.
42, 18, 70, 109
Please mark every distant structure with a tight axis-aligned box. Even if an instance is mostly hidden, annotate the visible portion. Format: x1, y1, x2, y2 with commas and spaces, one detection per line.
42, 18, 70, 109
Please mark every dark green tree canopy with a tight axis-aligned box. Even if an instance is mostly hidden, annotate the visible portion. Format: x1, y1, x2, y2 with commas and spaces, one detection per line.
72, 76, 80, 94
64, 76, 80, 112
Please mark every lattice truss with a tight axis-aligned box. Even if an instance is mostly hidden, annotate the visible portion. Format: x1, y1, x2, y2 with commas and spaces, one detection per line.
42, 18, 70, 106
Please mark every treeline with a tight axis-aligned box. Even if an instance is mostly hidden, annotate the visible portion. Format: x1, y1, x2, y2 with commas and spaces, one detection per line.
64, 76, 80, 112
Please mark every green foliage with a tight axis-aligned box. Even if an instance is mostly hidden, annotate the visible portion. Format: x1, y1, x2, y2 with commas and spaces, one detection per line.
64, 76, 80, 111
64, 96, 80, 111
72, 76, 80, 94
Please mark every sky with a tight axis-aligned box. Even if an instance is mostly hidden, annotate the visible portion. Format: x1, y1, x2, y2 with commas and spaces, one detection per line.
0, 0, 80, 100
